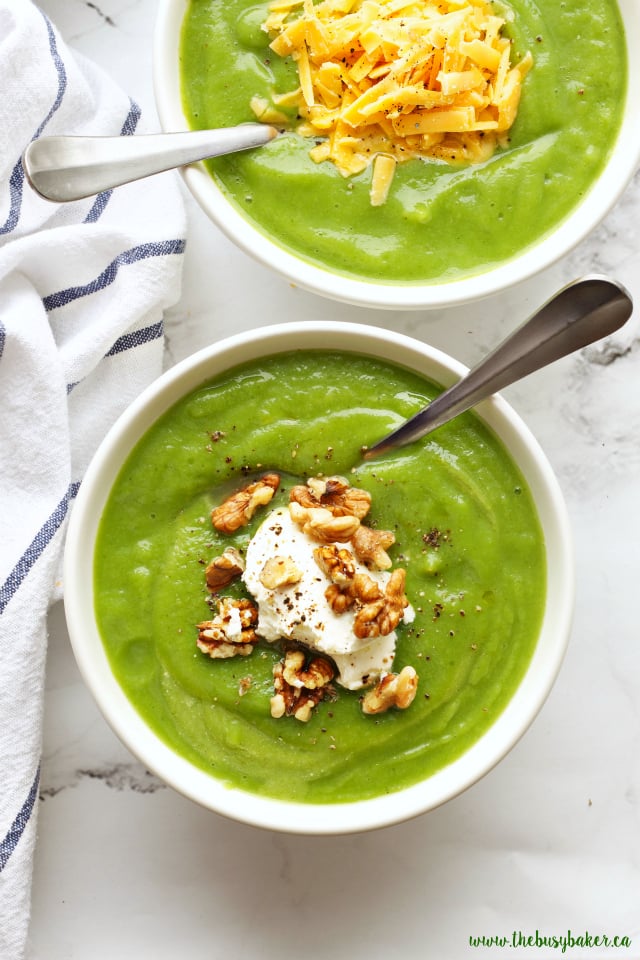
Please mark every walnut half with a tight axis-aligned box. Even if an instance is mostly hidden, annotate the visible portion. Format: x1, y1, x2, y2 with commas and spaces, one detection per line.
313, 544, 356, 585
353, 568, 409, 639
205, 546, 245, 592
322, 563, 409, 639
350, 525, 395, 570
361, 666, 418, 715
325, 570, 381, 615
197, 597, 259, 659
270, 647, 336, 722
211, 473, 280, 533
290, 475, 371, 519
289, 502, 360, 544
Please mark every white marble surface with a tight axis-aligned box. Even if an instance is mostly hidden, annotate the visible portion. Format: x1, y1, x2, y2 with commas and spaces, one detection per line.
28, 2, 640, 958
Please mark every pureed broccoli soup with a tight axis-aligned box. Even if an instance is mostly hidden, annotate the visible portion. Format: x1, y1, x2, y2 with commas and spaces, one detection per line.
94, 351, 546, 804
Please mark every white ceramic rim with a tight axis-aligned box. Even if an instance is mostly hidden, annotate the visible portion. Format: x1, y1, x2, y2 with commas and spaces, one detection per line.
153, 0, 640, 310
64, 321, 575, 834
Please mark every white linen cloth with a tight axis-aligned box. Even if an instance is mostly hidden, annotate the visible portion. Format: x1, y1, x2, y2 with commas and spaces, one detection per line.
0, 3, 186, 956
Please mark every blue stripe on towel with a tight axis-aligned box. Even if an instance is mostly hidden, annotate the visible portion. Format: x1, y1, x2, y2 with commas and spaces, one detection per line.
0, 482, 80, 617
0, 11, 67, 236
84, 99, 143, 224
65, 319, 164, 394
0, 163, 28, 238
42, 238, 186, 312
33, 14, 68, 140
106, 320, 163, 357
0, 766, 40, 873
121, 99, 142, 136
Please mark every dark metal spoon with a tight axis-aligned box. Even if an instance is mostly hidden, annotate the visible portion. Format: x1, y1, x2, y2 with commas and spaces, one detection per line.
21, 125, 278, 202
364, 275, 633, 460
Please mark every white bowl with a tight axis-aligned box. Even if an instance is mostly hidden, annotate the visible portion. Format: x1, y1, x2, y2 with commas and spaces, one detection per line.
153, 0, 640, 310
64, 322, 574, 834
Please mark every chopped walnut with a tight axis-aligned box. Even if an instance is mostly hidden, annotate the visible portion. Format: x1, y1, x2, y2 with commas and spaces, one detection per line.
281, 648, 335, 689
351, 525, 395, 570
322, 563, 409, 639
259, 555, 302, 590
361, 666, 418, 715
354, 568, 409, 639
324, 583, 353, 615
211, 473, 280, 533
205, 545, 245, 592
325, 571, 382, 614
290, 475, 371, 519
196, 597, 259, 659
289, 502, 360, 543
353, 595, 387, 639
270, 647, 335, 722
313, 544, 356, 585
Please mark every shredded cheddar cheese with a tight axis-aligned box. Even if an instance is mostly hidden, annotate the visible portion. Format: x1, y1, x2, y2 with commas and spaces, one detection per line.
256, 0, 532, 204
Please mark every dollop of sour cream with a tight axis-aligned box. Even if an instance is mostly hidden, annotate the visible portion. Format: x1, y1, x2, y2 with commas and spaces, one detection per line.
242, 507, 413, 690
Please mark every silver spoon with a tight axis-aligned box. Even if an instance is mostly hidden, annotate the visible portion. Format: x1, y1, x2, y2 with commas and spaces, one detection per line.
364, 275, 633, 460
21, 124, 278, 202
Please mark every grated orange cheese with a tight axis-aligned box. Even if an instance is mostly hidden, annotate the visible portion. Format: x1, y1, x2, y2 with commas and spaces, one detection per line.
256, 0, 532, 204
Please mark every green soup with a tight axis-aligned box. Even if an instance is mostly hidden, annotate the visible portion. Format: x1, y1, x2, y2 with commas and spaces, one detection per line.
179, 0, 626, 284
94, 351, 546, 803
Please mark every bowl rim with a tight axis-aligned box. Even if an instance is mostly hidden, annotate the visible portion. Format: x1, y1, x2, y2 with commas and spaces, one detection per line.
153, 0, 640, 310
63, 321, 575, 834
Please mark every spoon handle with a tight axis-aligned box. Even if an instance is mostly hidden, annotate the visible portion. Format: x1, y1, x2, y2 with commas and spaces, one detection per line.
364, 276, 633, 459
22, 125, 278, 202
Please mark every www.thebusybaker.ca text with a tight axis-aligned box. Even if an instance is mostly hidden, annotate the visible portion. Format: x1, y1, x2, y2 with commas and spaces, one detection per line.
469, 930, 633, 953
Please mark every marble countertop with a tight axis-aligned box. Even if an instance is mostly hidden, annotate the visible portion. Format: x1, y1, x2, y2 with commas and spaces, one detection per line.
28, 2, 640, 958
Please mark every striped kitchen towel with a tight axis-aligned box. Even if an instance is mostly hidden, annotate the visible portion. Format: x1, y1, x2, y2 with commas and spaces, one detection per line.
0, 2, 186, 956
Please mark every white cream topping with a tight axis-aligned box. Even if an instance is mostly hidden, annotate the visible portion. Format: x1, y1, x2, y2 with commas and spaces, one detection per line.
242, 507, 412, 690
